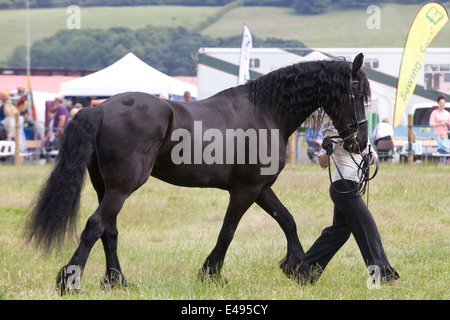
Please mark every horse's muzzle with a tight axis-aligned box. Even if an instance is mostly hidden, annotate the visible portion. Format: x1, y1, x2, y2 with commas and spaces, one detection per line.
342, 131, 367, 154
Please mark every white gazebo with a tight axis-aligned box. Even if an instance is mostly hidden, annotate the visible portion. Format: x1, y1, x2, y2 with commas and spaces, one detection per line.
59, 52, 197, 99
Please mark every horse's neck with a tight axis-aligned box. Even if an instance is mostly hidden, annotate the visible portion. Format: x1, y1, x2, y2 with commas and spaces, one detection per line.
269, 80, 326, 140
277, 104, 318, 142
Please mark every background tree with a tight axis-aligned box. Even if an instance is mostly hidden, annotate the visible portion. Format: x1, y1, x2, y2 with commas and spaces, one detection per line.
7, 26, 305, 76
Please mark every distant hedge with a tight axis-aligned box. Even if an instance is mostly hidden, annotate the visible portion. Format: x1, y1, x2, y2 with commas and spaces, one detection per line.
7, 26, 305, 76
0, 0, 429, 15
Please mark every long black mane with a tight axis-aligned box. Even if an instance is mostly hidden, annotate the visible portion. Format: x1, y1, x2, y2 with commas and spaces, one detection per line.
248, 59, 371, 119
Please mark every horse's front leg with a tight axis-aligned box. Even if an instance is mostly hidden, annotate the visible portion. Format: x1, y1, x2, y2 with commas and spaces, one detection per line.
199, 186, 261, 283
256, 187, 311, 284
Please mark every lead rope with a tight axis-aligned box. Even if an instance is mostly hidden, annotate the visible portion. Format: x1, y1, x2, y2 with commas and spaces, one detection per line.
326, 139, 378, 207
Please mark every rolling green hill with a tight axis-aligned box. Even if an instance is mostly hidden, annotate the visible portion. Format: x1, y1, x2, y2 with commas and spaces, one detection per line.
0, 6, 221, 64
1, 3, 450, 66
202, 3, 450, 48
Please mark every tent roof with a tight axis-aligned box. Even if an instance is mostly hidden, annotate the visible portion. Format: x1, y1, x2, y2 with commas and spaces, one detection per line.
59, 53, 197, 98
301, 51, 332, 62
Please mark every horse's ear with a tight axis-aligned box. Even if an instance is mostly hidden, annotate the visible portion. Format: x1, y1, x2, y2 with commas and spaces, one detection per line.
352, 53, 364, 76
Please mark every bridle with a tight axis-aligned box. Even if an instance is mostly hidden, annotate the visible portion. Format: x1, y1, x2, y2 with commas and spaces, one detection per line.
335, 66, 368, 154
327, 65, 378, 201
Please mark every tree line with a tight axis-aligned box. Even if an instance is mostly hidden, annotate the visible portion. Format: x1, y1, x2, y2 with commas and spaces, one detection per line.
3, 0, 430, 73
7, 26, 305, 76
0, 0, 431, 14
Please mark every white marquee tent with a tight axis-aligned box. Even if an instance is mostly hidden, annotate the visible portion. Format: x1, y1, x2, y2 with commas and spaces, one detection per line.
59, 52, 197, 99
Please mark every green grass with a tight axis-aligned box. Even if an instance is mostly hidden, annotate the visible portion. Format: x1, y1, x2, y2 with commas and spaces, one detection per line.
0, 163, 448, 300
2, 3, 450, 64
202, 3, 450, 48
0, 5, 221, 64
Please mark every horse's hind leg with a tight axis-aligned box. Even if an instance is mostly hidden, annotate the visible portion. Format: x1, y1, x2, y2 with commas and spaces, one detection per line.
256, 187, 310, 284
88, 159, 126, 288
100, 219, 126, 288
57, 190, 128, 294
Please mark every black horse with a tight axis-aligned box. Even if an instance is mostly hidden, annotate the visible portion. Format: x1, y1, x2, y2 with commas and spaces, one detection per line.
25, 53, 370, 293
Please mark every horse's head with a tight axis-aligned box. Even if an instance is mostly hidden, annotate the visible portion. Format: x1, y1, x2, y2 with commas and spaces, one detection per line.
330, 53, 370, 153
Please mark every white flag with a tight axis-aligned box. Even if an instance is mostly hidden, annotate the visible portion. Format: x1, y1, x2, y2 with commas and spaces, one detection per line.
238, 24, 252, 85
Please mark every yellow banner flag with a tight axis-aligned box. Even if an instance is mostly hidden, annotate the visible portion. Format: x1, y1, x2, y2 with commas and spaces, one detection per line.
394, 2, 448, 127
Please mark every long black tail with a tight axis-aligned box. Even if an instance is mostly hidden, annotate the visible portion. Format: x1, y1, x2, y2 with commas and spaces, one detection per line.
24, 107, 103, 252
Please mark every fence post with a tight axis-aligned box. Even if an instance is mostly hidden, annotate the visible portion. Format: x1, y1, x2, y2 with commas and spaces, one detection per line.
288, 133, 295, 166
14, 113, 20, 166
408, 114, 413, 165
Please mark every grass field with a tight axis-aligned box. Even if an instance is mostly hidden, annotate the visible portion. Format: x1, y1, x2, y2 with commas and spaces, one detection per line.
0, 5, 221, 64
202, 3, 450, 48
0, 163, 448, 300
2, 3, 450, 64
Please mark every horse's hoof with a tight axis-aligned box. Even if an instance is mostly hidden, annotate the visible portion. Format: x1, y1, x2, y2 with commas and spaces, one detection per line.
101, 269, 127, 290
56, 265, 82, 295
198, 268, 228, 286
279, 258, 311, 285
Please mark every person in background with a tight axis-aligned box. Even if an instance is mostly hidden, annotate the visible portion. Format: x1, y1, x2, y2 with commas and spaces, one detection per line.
43, 108, 56, 152
429, 95, 450, 144
69, 103, 83, 120
52, 97, 69, 150
160, 93, 170, 100
372, 118, 394, 151
305, 117, 323, 162
0, 89, 11, 123
1, 103, 18, 141
402, 132, 421, 163
436, 131, 450, 164
403, 132, 419, 154
0, 91, 8, 140
183, 91, 191, 102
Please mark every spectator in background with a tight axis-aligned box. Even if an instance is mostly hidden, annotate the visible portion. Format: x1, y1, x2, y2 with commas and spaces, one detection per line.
305, 117, 323, 162
43, 108, 56, 152
183, 91, 191, 101
372, 118, 394, 147
0, 90, 9, 140
69, 103, 83, 120
403, 132, 419, 155
372, 118, 394, 152
429, 95, 450, 144
0, 89, 11, 122
52, 97, 69, 150
402, 132, 421, 163
1, 103, 18, 141
437, 131, 450, 164
160, 93, 170, 100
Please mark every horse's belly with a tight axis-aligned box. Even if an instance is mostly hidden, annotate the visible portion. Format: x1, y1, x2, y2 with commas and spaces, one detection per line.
151, 164, 231, 190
